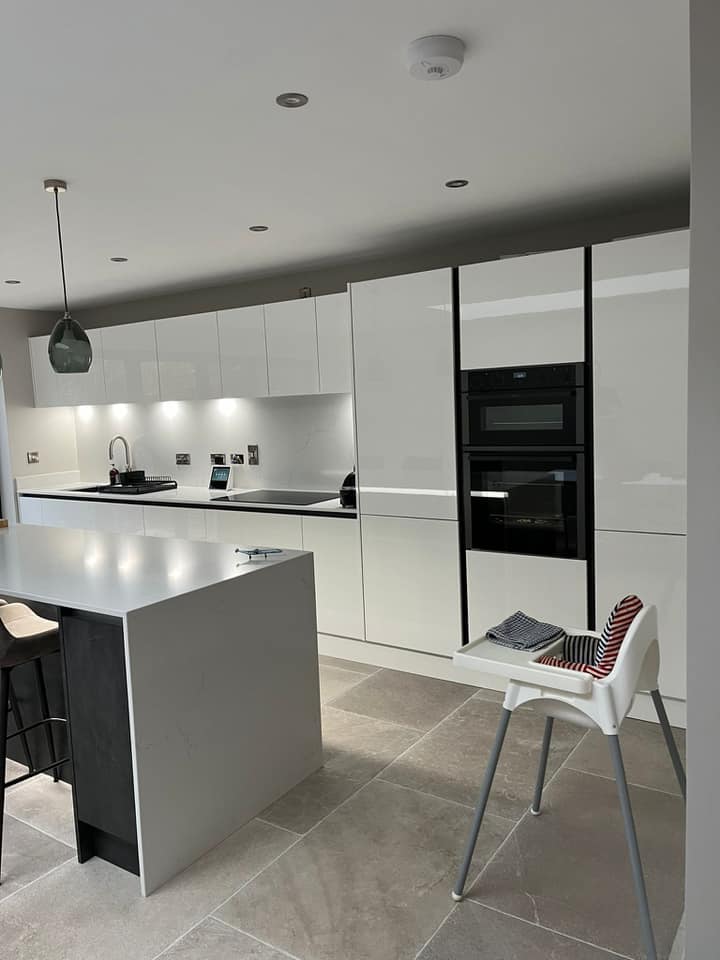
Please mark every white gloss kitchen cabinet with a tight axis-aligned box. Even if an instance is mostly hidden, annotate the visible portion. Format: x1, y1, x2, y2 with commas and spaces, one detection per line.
30, 330, 107, 407
143, 505, 207, 541
217, 305, 270, 398
204, 508, 303, 551
351, 269, 457, 520
316, 292, 352, 394
301, 515, 364, 640
155, 312, 222, 401
593, 230, 689, 535
19, 496, 144, 534
460, 248, 585, 370
101, 320, 160, 404
264, 298, 320, 397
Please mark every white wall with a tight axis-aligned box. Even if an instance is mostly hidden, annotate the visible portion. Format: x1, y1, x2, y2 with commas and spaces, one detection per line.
73, 393, 354, 491
686, 0, 720, 954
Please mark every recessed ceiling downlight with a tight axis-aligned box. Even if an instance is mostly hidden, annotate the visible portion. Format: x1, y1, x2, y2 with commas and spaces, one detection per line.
249, 225, 269, 232
445, 179, 469, 189
4, 279, 21, 284
275, 92, 308, 108
110, 256, 128, 262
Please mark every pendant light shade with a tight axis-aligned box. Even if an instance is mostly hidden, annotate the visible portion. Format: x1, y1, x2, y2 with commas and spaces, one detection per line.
44, 179, 92, 374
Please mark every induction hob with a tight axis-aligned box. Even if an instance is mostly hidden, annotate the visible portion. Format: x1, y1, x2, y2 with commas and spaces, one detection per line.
213, 489, 337, 506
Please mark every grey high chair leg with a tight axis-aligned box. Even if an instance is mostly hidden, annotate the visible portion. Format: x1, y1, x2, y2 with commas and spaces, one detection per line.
530, 717, 554, 815
650, 689, 686, 800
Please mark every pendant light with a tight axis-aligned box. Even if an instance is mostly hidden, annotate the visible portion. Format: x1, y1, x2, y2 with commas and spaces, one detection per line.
44, 179, 92, 373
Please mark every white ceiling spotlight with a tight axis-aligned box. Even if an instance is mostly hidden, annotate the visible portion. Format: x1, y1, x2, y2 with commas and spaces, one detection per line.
407, 35, 465, 81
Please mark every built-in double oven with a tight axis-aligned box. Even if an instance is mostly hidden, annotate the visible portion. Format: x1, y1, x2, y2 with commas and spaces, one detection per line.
461, 363, 587, 560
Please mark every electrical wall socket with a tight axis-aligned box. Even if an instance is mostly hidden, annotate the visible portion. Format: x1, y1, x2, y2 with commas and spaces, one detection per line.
176, 453, 191, 466
210, 453, 226, 465
248, 444, 260, 466
26, 451, 39, 465
230, 453, 244, 465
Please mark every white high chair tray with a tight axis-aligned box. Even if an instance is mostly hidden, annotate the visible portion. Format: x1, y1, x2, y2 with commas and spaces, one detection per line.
454, 633, 595, 695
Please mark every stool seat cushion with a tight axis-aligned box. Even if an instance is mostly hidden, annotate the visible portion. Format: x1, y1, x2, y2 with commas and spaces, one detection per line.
0, 602, 59, 668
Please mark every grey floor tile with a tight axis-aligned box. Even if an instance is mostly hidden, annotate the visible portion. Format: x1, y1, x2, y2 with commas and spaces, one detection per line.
319, 663, 370, 703
217, 779, 513, 960
6, 770, 76, 847
471, 686, 506, 704
566, 716, 686, 796
380, 698, 584, 820
259, 768, 362, 834
319, 655, 378, 675
470, 768, 685, 959
160, 917, 287, 959
0, 815, 74, 901
329, 669, 475, 731
418, 901, 614, 959
0, 818, 296, 960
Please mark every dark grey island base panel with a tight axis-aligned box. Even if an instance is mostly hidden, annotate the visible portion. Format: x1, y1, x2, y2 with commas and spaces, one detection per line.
60, 609, 139, 877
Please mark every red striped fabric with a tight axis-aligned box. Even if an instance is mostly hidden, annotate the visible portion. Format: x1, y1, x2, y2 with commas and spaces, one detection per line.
536, 595, 643, 679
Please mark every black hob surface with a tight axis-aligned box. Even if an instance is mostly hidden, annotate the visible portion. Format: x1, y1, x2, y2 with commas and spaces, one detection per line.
213, 489, 336, 506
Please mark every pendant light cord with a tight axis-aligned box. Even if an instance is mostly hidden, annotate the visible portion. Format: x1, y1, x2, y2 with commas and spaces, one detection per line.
53, 187, 70, 317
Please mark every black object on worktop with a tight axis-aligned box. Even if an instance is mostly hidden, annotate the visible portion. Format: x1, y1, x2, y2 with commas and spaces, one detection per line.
340, 469, 356, 508
82, 476, 178, 496
213, 489, 336, 506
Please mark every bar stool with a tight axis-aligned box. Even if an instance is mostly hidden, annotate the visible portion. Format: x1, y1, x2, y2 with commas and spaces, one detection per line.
0, 599, 69, 884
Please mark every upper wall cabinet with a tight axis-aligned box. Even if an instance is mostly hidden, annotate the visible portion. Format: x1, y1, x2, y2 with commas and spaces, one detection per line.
101, 320, 160, 404
155, 312, 222, 401
593, 231, 689, 535
264, 298, 320, 397
316, 292, 352, 394
218, 305, 269, 398
460, 248, 585, 370
30, 330, 107, 407
351, 269, 456, 520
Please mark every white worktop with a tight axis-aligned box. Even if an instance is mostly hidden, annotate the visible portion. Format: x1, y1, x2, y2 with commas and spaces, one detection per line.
17, 483, 354, 517
0, 524, 306, 616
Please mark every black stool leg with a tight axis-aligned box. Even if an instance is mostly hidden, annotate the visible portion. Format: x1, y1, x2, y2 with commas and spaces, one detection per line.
1, 667, 10, 885
8, 676, 33, 774
34, 659, 59, 782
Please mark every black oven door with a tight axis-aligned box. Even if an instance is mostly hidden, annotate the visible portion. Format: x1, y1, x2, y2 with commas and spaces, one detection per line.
464, 452, 586, 559
463, 386, 584, 448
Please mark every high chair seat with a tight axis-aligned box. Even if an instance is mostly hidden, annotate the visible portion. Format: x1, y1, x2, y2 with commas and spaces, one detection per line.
0, 602, 59, 668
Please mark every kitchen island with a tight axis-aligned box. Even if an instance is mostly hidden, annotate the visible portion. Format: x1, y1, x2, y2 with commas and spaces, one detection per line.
0, 524, 321, 895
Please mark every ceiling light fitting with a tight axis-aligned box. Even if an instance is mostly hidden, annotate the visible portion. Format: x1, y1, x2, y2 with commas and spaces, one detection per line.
44, 178, 92, 374
249, 225, 269, 232
4, 279, 21, 284
275, 92, 308, 108
110, 256, 128, 262
407, 35, 465, 81
445, 179, 469, 188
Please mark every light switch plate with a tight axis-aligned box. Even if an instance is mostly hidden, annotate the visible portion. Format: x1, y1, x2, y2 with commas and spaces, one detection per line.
176, 453, 191, 466
248, 444, 259, 466
230, 453, 244, 465
26, 451, 39, 465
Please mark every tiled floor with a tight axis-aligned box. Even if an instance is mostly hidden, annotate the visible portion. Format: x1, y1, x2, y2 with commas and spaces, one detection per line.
1, 657, 685, 959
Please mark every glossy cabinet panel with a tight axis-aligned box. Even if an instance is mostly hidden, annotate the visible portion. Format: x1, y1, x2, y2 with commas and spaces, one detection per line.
142, 505, 206, 540
204, 508, 303, 550
91, 502, 145, 535
155, 313, 222, 401
33, 497, 143, 534
466, 550, 588, 640
101, 321, 160, 404
30, 331, 107, 407
460, 248, 585, 370
596, 530, 686, 699
217, 305, 270, 398
17, 497, 43, 525
316, 292, 352, 394
351, 269, 456, 520
265, 298, 320, 397
302, 516, 364, 639
593, 231, 689, 535
361, 515, 461, 655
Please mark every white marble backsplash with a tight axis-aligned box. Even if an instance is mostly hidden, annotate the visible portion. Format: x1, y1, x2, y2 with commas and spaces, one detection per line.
73, 394, 355, 491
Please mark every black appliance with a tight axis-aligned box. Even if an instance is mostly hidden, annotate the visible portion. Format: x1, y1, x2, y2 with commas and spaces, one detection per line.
213, 490, 336, 506
339, 469, 356, 508
462, 363, 584, 448
461, 363, 587, 560
85, 477, 178, 496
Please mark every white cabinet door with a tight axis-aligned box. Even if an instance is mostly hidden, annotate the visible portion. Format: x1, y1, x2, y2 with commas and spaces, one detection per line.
316, 292, 352, 394
155, 313, 222, 401
466, 551, 587, 640
30, 331, 107, 406
302, 516, 364, 639
593, 231, 689, 535
143, 505, 207, 540
40, 497, 98, 530
361, 515, 461, 655
460, 249, 585, 370
102, 321, 160, 404
351, 270, 456, 520
92, 501, 145, 534
17, 497, 43, 524
596, 530, 686, 700
205, 508, 303, 550
218, 305, 269, 398
264, 298, 320, 397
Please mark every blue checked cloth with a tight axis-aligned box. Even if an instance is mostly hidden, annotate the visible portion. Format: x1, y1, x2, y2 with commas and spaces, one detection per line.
487, 610, 566, 651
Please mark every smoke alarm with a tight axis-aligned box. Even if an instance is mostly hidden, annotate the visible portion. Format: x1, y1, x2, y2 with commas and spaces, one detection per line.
407, 35, 465, 81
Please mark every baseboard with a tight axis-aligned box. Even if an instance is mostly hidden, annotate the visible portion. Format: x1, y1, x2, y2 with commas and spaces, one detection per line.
317, 634, 687, 729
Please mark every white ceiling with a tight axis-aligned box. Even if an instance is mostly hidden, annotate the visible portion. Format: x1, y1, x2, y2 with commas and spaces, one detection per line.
0, 0, 689, 310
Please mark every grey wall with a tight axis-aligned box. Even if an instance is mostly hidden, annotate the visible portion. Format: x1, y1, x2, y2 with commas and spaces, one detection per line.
686, 1, 720, 954
76, 190, 689, 328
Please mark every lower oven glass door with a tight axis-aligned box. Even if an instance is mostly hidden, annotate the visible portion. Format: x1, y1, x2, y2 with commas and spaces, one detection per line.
465, 452, 585, 559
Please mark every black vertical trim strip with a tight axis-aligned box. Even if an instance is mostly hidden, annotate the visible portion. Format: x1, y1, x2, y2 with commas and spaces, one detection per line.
584, 246, 596, 630
452, 266, 470, 646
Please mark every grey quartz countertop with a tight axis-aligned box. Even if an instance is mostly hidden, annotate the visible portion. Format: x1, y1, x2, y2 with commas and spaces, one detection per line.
0, 524, 307, 616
